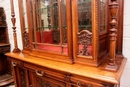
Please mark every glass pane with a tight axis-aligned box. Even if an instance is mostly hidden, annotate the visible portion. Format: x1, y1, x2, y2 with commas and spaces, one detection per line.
77, 0, 92, 56
77, 0, 92, 32
99, 0, 107, 34
61, 0, 67, 44
34, 0, 68, 54
35, 0, 60, 44
22, 0, 28, 31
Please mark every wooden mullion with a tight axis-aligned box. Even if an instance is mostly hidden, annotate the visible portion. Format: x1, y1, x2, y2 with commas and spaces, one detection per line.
32, 0, 37, 48
66, 0, 73, 61
58, 0, 63, 53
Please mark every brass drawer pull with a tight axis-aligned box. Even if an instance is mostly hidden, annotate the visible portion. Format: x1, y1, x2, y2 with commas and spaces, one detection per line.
35, 70, 44, 76
88, 84, 92, 87
77, 81, 81, 87
12, 61, 17, 66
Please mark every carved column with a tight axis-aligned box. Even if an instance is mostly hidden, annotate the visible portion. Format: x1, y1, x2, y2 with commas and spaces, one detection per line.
106, 0, 119, 71
10, 0, 21, 52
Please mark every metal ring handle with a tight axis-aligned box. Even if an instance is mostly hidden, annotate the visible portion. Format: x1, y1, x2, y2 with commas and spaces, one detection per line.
35, 70, 44, 76
12, 61, 17, 66
77, 81, 81, 87
88, 84, 92, 87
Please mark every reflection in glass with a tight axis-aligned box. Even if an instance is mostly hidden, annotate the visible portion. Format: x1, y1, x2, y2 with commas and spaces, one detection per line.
34, 0, 68, 54
22, 0, 28, 31
77, 0, 92, 56
77, 0, 92, 32
99, 0, 107, 34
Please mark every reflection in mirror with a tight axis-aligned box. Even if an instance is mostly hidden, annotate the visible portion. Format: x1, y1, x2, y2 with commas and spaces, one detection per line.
99, 0, 107, 34
34, 0, 68, 54
35, 0, 60, 44
77, 0, 92, 56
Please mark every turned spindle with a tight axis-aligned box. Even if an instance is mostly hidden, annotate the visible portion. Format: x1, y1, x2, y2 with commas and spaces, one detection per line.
106, 0, 119, 71
10, 0, 21, 52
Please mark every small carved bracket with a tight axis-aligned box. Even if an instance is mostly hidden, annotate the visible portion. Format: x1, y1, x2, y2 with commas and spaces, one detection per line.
64, 74, 71, 82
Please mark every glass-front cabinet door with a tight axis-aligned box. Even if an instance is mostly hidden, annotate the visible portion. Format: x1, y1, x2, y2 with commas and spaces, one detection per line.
72, 0, 108, 66
18, 0, 108, 65
18, 0, 73, 63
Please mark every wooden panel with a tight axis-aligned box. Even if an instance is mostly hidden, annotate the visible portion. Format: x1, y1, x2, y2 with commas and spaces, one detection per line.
33, 74, 66, 87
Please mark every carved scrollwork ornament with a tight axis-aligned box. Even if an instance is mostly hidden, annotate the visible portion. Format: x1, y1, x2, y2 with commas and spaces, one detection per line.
77, 30, 92, 56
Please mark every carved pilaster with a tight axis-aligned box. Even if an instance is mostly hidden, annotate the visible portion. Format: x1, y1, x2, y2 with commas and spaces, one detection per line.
10, 0, 21, 52
105, 0, 119, 71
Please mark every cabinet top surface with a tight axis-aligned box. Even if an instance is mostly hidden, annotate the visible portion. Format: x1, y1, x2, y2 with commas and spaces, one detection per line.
5, 52, 126, 84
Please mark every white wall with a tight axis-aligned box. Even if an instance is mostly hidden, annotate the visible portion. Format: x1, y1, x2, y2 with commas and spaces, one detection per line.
120, 0, 130, 87
0, 0, 130, 87
123, 0, 130, 59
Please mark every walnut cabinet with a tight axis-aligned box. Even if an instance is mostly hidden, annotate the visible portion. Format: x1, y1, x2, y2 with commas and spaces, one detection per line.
6, 0, 126, 87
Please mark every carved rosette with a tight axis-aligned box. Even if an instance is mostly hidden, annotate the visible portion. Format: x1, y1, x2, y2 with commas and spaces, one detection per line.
77, 30, 92, 56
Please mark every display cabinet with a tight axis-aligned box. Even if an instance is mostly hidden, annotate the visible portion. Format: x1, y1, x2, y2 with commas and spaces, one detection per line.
6, 0, 126, 87
18, 0, 109, 66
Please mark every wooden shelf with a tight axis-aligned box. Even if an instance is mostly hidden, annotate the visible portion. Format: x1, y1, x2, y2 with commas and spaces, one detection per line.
0, 74, 14, 86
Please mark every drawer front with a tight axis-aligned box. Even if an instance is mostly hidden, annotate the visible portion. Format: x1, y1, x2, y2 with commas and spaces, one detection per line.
24, 63, 66, 82
33, 73, 66, 87
70, 76, 104, 87
9, 58, 24, 67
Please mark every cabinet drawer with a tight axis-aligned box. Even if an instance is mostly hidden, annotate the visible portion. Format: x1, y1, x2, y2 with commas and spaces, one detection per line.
9, 58, 24, 67
70, 76, 104, 87
24, 63, 66, 82
33, 73, 66, 87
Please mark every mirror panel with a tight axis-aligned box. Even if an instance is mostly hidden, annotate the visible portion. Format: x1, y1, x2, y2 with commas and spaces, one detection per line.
33, 0, 68, 54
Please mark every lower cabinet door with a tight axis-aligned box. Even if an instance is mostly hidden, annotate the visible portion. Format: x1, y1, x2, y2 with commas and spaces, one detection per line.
14, 66, 29, 87
32, 72, 66, 87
